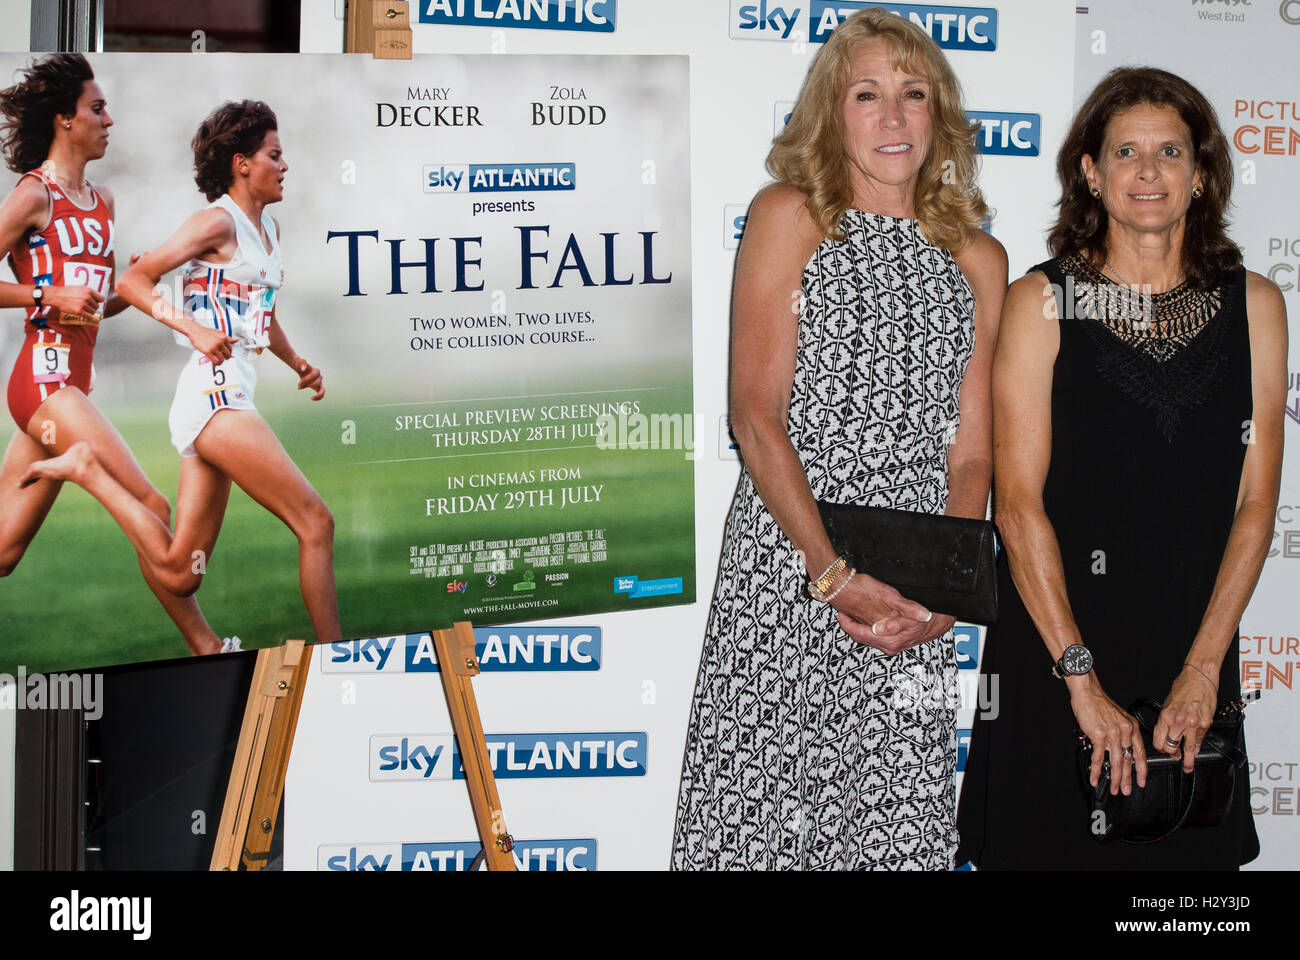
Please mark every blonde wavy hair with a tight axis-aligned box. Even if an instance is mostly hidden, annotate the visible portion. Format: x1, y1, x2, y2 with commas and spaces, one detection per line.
768, 7, 987, 252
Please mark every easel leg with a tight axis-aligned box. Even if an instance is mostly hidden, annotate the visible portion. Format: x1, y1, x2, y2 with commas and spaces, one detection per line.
434, 621, 517, 871
209, 640, 311, 871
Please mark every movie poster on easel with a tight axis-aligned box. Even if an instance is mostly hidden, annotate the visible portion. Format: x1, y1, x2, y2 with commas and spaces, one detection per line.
0, 53, 694, 675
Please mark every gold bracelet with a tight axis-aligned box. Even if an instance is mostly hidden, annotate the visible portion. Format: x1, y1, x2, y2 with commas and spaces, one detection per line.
823, 568, 855, 602
811, 556, 843, 585
809, 556, 847, 598
808, 560, 851, 602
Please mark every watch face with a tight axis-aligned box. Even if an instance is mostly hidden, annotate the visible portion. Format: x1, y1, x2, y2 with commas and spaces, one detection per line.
1063, 644, 1094, 675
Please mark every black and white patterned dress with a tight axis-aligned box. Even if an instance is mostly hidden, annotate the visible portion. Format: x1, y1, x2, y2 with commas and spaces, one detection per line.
672, 210, 975, 870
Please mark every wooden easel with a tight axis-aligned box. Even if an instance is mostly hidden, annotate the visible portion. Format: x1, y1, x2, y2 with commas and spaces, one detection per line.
209, 639, 310, 870
210, 621, 515, 871
347, 0, 413, 58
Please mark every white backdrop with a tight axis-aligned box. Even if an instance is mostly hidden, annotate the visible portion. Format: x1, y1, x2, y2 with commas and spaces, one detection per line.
285, 0, 1076, 870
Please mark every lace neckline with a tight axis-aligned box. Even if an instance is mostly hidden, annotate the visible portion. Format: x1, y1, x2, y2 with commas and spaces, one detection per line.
1061, 253, 1223, 365
1058, 253, 1238, 441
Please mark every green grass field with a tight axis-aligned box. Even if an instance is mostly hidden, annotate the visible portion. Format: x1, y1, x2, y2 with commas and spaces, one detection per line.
0, 383, 696, 675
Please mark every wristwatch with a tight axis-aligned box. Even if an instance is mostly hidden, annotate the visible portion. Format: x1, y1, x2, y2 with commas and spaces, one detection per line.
32, 285, 43, 308
1051, 643, 1094, 679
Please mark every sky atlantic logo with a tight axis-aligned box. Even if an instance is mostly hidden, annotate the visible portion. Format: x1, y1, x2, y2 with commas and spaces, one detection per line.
729, 2, 998, 48
418, 0, 616, 32
321, 627, 601, 673
809, 2, 998, 47
370, 732, 647, 781
424, 163, 576, 194
319, 839, 598, 871
731, 0, 803, 39
954, 625, 981, 670
968, 111, 1040, 156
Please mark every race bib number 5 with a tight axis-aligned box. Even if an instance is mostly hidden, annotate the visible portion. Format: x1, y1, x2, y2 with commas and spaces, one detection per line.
202, 362, 241, 404
32, 341, 70, 384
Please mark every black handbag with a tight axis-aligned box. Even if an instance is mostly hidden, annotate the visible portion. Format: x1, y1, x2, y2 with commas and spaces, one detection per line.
815, 500, 999, 623
1075, 696, 1247, 844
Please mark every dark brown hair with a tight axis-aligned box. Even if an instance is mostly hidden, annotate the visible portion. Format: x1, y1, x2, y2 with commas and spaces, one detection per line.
191, 100, 278, 202
0, 53, 95, 174
1049, 67, 1239, 290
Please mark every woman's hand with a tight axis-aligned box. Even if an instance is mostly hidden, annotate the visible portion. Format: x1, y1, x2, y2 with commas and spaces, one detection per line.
1153, 666, 1217, 773
294, 357, 325, 401
837, 609, 954, 656
829, 572, 935, 655
43, 284, 104, 321
1070, 677, 1148, 795
187, 324, 239, 366
870, 609, 957, 651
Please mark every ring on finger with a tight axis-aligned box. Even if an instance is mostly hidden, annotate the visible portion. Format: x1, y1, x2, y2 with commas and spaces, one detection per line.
1121, 746, 1133, 758
1165, 735, 1180, 748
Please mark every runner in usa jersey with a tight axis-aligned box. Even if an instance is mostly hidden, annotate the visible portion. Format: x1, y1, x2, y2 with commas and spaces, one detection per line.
0, 53, 228, 658
5, 165, 114, 429
28, 99, 343, 651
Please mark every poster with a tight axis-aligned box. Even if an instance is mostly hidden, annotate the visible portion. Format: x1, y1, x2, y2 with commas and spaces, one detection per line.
0, 53, 694, 675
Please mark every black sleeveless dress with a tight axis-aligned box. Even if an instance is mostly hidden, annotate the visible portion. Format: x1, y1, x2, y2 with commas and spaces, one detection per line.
955, 254, 1260, 869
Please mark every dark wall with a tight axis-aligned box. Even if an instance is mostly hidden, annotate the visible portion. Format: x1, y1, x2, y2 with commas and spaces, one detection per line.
83, 650, 283, 870
104, 0, 301, 52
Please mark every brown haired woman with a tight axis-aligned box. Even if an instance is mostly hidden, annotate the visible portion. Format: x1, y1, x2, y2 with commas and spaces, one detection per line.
956, 67, 1285, 868
0, 53, 230, 655
672, 9, 1007, 870
24, 100, 342, 649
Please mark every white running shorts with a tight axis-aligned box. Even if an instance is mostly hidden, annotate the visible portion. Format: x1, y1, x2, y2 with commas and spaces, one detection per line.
168, 349, 258, 457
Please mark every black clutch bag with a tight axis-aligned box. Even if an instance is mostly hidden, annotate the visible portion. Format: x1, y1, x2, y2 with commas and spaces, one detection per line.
1075, 697, 1247, 844
815, 500, 999, 623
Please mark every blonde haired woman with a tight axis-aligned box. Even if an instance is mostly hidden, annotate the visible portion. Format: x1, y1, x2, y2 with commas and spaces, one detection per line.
672, 9, 1006, 870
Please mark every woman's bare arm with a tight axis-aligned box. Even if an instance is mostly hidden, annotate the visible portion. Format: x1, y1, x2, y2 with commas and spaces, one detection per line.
116, 208, 239, 364
994, 271, 1147, 793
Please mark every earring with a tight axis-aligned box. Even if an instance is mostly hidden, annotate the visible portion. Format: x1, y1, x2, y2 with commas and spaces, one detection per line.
1191, 185, 1204, 199
1090, 187, 1101, 198
63, 122, 71, 130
